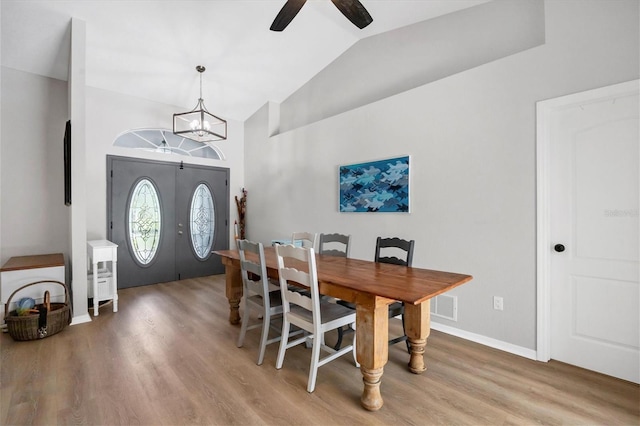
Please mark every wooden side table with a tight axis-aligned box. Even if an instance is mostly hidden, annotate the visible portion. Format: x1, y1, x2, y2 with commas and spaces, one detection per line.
87, 240, 118, 316
0, 253, 65, 325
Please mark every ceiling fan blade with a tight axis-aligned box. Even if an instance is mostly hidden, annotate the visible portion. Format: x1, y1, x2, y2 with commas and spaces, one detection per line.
331, 0, 373, 29
270, 0, 307, 31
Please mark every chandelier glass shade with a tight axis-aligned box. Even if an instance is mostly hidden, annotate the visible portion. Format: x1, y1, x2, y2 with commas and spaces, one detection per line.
173, 66, 227, 142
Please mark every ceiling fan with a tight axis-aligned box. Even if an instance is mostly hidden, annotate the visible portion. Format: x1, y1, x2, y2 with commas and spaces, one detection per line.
270, 0, 373, 31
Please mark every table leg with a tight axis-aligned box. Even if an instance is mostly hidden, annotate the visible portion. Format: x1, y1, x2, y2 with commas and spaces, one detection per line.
404, 300, 430, 374
356, 296, 389, 411
224, 264, 242, 325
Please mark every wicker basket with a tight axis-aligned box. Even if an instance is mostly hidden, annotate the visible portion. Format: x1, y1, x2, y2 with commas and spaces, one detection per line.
4, 280, 72, 341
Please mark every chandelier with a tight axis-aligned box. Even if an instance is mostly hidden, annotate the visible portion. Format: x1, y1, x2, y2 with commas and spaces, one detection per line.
173, 65, 227, 142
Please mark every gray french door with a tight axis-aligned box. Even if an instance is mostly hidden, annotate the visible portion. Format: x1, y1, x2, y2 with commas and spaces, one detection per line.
107, 156, 229, 288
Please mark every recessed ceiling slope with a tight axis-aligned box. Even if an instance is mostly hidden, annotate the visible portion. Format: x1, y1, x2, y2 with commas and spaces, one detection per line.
1, 0, 490, 121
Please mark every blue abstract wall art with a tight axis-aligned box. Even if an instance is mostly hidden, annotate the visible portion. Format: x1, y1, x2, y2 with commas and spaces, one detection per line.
339, 156, 410, 213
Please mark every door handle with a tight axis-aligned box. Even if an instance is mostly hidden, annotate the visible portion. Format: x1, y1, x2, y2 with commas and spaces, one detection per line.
178, 230, 183, 235
554, 244, 565, 252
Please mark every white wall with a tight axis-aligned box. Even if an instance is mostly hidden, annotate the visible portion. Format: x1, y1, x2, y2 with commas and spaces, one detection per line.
68, 17, 89, 322
0, 68, 70, 265
280, 0, 546, 133
243, 0, 640, 352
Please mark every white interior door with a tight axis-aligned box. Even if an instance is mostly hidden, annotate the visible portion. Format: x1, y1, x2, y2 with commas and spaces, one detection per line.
544, 81, 639, 383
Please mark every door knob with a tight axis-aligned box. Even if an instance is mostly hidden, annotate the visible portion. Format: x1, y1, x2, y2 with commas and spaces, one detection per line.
554, 244, 565, 252
178, 230, 183, 235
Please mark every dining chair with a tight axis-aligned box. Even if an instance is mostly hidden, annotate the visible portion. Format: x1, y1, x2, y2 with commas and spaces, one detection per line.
236, 239, 286, 365
319, 233, 352, 348
291, 232, 318, 250
274, 244, 358, 393
318, 233, 351, 257
335, 236, 415, 352
376, 236, 414, 350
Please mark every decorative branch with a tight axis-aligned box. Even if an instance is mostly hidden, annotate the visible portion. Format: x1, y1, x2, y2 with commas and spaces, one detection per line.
234, 187, 247, 240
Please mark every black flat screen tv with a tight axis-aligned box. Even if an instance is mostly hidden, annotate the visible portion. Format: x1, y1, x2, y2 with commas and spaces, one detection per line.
64, 120, 71, 205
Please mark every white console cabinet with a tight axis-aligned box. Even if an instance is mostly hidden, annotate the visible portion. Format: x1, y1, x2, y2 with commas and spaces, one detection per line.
87, 240, 118, 316
0, 253, 66, 325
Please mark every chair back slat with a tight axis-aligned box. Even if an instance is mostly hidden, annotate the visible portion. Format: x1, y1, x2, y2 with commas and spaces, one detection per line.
284, 287, 314, 311
374, 236, 415, 267
319, 233, 351, 257
292, 232, 318, 250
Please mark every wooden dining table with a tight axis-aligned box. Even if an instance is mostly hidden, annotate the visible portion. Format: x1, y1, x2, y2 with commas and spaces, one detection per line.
214, 247, 472, 411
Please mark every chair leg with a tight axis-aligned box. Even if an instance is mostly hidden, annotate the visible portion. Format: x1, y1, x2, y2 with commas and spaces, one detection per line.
401, 312, 411, 353
257, 311, 270, 365
307, 333, 322, 393
276, 319, 290, 369
334, 326, 344, 351
237, 298, 249, 348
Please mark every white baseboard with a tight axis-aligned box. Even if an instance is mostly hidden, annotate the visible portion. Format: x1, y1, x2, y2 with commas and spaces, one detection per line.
430, 322, 538, 361
71, 313, 92, 325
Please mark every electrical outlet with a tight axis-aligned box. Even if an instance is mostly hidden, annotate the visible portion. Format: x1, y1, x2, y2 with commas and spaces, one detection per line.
493, 296, 504, 311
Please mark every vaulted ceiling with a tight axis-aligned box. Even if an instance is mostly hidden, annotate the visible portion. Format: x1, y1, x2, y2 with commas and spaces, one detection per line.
1, 0, 489, 121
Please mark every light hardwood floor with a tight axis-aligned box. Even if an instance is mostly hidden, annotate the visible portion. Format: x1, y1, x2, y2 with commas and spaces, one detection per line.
1, 275, 638, 425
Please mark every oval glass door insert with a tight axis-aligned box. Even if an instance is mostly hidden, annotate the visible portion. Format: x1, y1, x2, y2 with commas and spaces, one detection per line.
190, 183, 215, 259
128, 178, 162, 265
